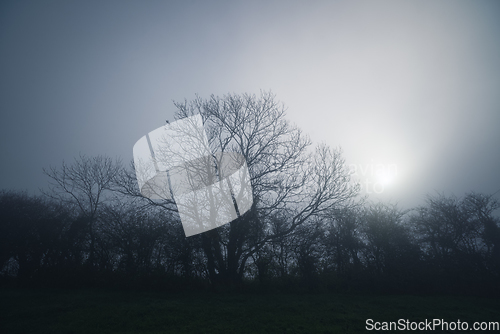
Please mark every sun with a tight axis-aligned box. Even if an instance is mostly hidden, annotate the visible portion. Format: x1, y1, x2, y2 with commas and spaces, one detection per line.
375, 170, 395, 187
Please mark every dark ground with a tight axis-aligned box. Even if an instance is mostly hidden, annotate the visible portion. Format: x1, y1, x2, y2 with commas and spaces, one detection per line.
1, 287, 499, 333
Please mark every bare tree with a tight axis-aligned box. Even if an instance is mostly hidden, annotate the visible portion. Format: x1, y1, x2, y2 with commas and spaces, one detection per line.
0, 191, 71, 281
324, 206, 364, 277
170, 91, 360, 285
412, 192, 500, 277
361, 203, 418, 277
42, 154, 121, 268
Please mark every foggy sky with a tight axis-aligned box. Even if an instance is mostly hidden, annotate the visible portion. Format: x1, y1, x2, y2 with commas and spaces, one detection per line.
1, 0, 499, 210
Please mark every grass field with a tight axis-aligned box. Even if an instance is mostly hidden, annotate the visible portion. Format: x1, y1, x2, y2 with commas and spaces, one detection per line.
1, 287, 499, 333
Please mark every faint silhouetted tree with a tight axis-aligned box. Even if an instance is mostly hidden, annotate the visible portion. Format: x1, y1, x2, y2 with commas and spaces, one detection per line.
290, 220, 325, 289
462, 192, 500, 274
43, 155, 121, 269
0, 191, 70, 282
322, 206, 364, 287
360, 203, 421, 290
411, 192, 500, 289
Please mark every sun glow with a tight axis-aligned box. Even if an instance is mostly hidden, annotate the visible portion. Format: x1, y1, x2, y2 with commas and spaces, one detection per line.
376, 169, 395, 187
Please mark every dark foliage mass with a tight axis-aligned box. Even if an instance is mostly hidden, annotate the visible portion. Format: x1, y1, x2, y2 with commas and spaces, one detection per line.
2, 189, 498, 295
1, 93, 499, 296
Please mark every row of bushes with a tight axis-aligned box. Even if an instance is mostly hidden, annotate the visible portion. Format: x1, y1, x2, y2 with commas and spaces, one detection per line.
1, 189, 499, 295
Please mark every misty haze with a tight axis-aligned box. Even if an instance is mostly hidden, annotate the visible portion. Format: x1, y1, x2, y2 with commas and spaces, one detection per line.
1, 1, 499, 333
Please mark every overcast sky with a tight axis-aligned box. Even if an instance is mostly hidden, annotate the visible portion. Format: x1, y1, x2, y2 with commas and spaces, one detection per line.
1, 0, 499, 210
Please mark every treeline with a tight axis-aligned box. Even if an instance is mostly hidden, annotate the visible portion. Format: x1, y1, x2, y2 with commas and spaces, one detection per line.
1, 187, 499, 295
1, 93, 499, 295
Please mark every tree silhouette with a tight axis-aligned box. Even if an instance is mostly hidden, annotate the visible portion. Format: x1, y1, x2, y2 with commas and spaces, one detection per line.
43, 154, 121, 269
170, 91, 360, 285
410, 192, 500, 290
0, 191, 70, 282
